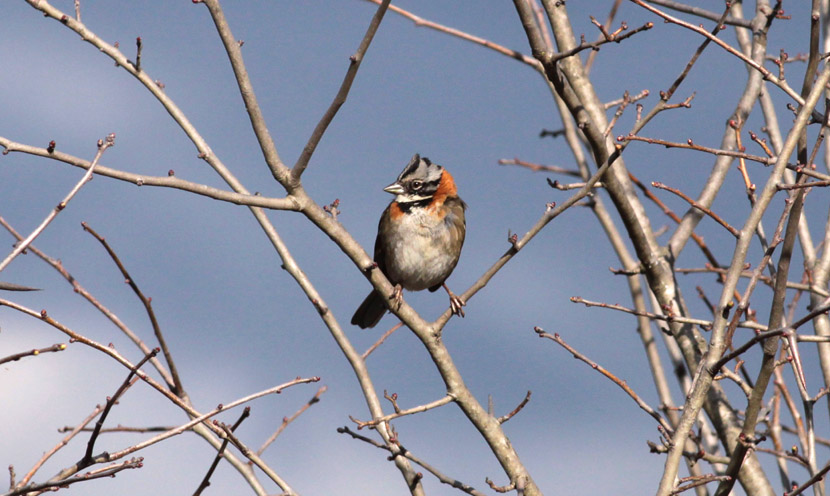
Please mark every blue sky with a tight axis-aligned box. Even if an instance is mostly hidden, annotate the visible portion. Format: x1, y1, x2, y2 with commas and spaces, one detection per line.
1, 1, 824, 495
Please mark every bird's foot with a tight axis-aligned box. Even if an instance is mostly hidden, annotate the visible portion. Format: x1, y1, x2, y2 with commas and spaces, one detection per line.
389, 284, 403, 310
443, 283, 466, 317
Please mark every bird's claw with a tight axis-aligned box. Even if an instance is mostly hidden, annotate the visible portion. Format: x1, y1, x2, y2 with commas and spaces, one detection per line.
441, 282, 465, 318
389, 284, 403, 310
449, 293, 466, 318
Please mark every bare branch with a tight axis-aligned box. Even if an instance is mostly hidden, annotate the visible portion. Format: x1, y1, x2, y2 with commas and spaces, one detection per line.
351, 395, 454, 429
4, 459, 144, 496
0, 136, 300, 211
337, 426, 487, 496
534, 327, 674, 434
291, 0, 391, 181
81, 350, 158, 467
0, 343, 66, 366
570, 295, 766, 331
256, 386, 327, 456
81, 223, 184, 397
0, 134, 114, 274
193, 407, 251, 496
497, 391, 532, 424
651, 181, 739, 237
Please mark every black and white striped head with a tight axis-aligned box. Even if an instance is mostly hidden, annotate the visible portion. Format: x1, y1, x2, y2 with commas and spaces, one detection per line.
383, 154, 444, 204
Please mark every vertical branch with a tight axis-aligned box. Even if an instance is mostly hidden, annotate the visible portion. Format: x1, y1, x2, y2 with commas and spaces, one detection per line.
199, 0, 288, 183
687, 62, 830, 496
714, 173, 808, 495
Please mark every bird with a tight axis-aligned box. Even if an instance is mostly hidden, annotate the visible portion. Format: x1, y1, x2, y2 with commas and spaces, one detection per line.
351, 154, 467, 329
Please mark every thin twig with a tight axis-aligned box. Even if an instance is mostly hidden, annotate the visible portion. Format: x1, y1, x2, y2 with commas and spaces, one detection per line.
569, 296, 765, 331
0, 136, 299, 210
778, 179, 830, 190
0, 134, 114, 274
291, 0, 391, 181
785, 461, 830, 496
675, 265, 829, 298
0, 343, 66, 366
651, 181, 739, 237
82, 223, 184, 396
534, 327, 674, 434
671, 474, 731, 494
548, 21, 654, 64
337, 426, 487, 496
16, 405, 103, 488
81, 350, 158, 466
498, 158, 582, 177
362, 0, 537, 66
4, 459, 143, 496
0, 215, 177, 390
362, 322, 403, 359
644, 0, 752, 27
217, 424, 296, 495
630, 0, 808, 108
497, 391, 532, 424
350, 395, 455, 429
193, 407, 251, 496
256, 386, 327, 456
619, 134, 773, 165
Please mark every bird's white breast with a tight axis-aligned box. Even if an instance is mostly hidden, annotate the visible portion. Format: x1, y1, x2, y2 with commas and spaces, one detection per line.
383, 206, 459, 291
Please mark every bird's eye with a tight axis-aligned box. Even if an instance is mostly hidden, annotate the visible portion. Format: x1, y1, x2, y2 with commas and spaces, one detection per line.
411, 180, 423, 190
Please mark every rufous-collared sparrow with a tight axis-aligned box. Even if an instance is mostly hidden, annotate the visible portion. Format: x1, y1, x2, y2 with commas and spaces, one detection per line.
351, 154, 467, 329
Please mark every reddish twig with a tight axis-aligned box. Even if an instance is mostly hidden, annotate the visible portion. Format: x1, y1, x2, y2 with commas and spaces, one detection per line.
569, 296, 764, 331
497, 391, 532, 424
363, 0, 536, 66
778, 179, 830, 191
485, 477, 516, 493
619, 134, 773, 165
534, 327, 674, 434
384, 390, 401, 413
498, 158, 582, 177
651, 182, 739, 237
256, 385, 327, 456
82, 223, 184, 396
784, 461, 830, 496
193, 407, 251, 496
362, 321, 404, 359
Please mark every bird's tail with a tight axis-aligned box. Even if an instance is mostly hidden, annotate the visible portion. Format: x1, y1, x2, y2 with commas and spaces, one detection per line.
350, 290, 387, 329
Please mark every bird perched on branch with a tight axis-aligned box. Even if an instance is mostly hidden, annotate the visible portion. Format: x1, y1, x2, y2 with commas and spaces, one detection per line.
351, 154, 467, 329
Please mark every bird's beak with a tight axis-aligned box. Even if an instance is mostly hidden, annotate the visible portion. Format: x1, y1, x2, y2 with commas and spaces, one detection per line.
383, 182, 405, 195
